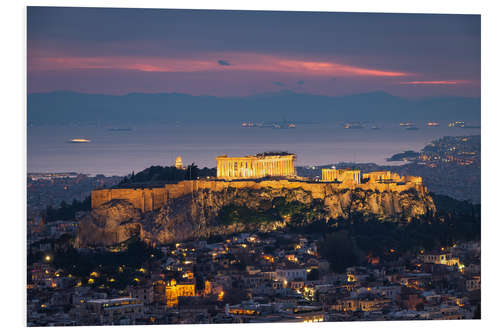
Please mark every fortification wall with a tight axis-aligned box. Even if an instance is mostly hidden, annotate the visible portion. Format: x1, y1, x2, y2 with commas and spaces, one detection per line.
92, 178, 426, 213
91, 187, 169, 212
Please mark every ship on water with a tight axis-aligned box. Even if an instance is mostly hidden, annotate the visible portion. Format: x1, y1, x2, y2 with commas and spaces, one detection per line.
273, 122, 296, 129
344, 122, 364, 129
67, 138, 91, 144
242, 120, 296, 129
107, 127, 133, 131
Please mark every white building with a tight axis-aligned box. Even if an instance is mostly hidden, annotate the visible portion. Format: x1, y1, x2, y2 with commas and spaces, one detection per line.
275, 267, 307, 284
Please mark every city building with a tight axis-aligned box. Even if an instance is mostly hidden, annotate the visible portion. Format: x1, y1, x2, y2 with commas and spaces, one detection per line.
81, 297, 144, 325
165, 279, 196, 307
419, 252, 461, 266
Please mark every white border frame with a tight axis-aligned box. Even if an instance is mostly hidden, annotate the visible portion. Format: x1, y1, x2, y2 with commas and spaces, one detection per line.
2, 1, 498, 332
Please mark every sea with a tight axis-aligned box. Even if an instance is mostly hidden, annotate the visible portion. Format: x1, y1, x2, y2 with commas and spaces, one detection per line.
27, 123, 481, 176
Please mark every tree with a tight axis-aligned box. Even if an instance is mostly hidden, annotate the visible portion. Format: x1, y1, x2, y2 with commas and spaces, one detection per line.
222, 287, 249, 305
307, 268, 320, 281
473, 303, 481, 319
318, 231, 361, 273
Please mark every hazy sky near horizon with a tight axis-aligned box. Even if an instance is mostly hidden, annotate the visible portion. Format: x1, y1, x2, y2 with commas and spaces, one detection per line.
27, 7, 480, 97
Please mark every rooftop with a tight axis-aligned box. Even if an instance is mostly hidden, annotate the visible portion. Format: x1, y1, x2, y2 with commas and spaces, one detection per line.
255, 151, 295, 157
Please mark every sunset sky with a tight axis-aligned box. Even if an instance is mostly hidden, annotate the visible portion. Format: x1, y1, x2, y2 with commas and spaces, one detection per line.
27, 7, 480, 97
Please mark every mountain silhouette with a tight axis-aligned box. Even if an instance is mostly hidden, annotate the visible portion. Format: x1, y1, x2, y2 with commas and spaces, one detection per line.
27, 90, 480, 125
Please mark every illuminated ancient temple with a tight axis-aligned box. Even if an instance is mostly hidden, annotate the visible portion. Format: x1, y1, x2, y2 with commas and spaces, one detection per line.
322, 168, 361, 184
216, 152, 296, 180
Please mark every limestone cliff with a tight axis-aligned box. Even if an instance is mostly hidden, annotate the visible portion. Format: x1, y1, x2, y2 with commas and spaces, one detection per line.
76, 184, 435, 247
75, 199, 144, 247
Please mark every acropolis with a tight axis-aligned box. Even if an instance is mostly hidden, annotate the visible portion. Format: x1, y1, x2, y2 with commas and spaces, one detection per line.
215, 152, 421, 186
91, 152, 426, 213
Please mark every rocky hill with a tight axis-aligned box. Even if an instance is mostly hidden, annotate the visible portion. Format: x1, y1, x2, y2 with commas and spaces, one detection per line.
76, 183, 435, 247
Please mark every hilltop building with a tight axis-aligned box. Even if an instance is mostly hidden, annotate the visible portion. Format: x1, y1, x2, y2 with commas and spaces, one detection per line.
322, 168, 361, 184
175, 156, 184, 170
322, 168, 422, 186
216, 152, 296, 180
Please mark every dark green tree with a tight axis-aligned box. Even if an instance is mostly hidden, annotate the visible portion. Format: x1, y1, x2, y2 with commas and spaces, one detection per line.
318, 231, 361, 273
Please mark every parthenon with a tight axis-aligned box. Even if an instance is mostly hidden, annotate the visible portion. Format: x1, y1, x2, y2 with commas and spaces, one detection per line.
216, 152, 296, 180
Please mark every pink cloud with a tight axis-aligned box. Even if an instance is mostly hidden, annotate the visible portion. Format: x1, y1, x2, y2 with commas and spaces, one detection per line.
28, 51, 411, 78
400, 80, 470, 85
277, 60, 408, 77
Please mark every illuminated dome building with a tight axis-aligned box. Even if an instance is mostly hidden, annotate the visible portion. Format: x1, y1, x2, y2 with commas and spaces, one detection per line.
175, 156, 184, 169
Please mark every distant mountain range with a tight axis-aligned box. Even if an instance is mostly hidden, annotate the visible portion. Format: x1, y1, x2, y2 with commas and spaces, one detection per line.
27, 90, 480, 125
